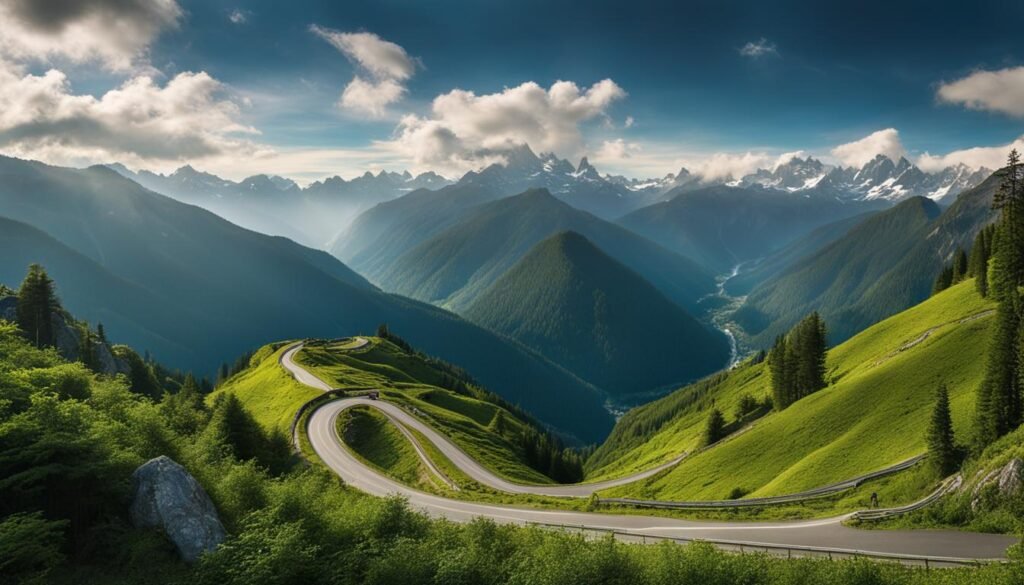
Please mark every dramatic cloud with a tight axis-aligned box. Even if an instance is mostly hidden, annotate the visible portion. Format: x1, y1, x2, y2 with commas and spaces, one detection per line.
387, 79, 626, 173
830, 128, 906, 167
739, 38, 778, 58
937, 66, 1024, 117
0, 0, 182, 71
593, 139, 640, 161
340, 77, 407, 118
311, 26, 417, 118
0, 62, 260, 168
917, 137, 1021, 172
692, 151, 774, 182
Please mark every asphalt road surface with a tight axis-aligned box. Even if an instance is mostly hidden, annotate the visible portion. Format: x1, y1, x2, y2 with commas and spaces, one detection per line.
285, 342, 1017, 561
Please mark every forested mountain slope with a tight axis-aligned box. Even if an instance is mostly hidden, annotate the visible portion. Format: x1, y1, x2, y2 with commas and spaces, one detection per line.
464, 232, 729, 396
373, 188, 716, 313
735, 172, 1001, 348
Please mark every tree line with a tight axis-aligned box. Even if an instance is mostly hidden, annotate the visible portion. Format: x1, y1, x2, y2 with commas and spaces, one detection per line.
932, 224, 997, 297
976, 150, 1024, 448
767, 312, 828, 410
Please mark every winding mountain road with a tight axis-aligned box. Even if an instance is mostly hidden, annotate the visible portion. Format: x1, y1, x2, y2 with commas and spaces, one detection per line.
285, 342, 1017, 562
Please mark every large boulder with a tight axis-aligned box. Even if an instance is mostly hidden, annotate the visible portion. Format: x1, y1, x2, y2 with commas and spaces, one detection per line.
129, 456, 226, 563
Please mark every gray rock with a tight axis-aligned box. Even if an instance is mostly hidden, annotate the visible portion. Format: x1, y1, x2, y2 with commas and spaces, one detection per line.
52, 311, 80, 361
95, 339, 130, 376
970, 458, 1024, 511
997, 458, 1023, 497
130, 456, 226, 563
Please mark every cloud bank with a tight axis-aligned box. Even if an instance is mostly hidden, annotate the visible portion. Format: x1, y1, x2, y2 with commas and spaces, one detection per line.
830, 128, 906, 167
0, 0, 182, 71
937, 66, 1024, 118
386, 79, 626, 173
0, 62, 259, 168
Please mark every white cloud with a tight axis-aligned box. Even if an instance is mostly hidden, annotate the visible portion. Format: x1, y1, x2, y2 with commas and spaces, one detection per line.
937, 66, 1024, 117
916, 137, 1021, 172
309, 27, 416, 81
0, 62, 261, 168
386, 79, 626, 174
830, 128, 905, 167
739, 38, 778, 58
228, 9, 249, 25
593, 139, 640, 161
624, 115, 635, 128
0, 0, 182, 71
310, 26, 417, 118
693, 151, 774, 182
339, 77, 406, 118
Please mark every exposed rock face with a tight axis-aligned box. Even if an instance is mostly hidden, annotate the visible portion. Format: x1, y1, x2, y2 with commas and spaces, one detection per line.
970, 458, 1023, 511
130, 456, 226, 563
997, 458, 1023, 496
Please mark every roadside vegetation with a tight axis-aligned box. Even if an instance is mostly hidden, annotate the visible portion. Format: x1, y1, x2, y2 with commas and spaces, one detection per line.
12, 267, 1024, 583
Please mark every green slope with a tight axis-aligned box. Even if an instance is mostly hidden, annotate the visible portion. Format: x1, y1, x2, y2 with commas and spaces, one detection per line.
296, 338, 556, 483
375, 188, 716, 314
591, 281, 994, 499
0, 156, 612, 441
464, 231, 729, 397
618, 185, 883, 273
736, 172, 1001, 349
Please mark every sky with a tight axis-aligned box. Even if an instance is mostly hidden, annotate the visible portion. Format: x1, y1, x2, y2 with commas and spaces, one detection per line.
2, 0, 1024, 182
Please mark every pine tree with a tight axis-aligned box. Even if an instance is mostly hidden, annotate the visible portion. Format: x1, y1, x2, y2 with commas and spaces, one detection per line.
703, 408, 727, 447
96, 323, 107, 343
768, 314, 828, 410
16, 264, 58, 348
952, 247, 969, 283
77, 322, 99, 372
975, 151, 1024, 448
932, 265, 954, 295
768, 335, 789, 410
970, 226, 992, 297
927, 384, 957, 476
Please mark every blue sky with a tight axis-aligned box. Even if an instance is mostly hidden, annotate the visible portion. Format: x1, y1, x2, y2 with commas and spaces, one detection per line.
2, 0, 1024, 180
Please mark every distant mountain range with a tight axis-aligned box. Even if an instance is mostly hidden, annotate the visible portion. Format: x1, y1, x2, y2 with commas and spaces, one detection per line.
108, 146, 990, 249
738, 154, 992, 203
464, 231, 729, 396
107, 163, 452, 247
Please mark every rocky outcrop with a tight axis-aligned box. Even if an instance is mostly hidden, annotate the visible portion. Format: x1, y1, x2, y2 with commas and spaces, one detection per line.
970, 457, 1023, 511
1, 295, 128, 376
997, 458, 1023, 496
129, 456, 226, 563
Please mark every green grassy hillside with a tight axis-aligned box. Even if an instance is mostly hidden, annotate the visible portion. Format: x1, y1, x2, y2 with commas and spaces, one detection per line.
206, 343, 320, 435
374, 188, 716, 314
465, 231, 729, 396
288, 337, 558, 484
591, 281, 994, 500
